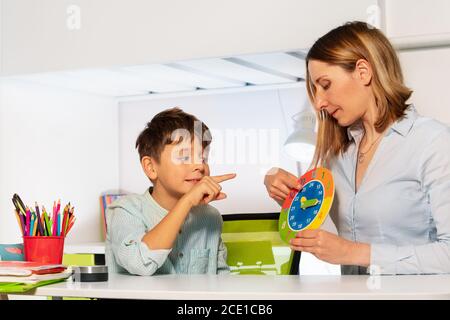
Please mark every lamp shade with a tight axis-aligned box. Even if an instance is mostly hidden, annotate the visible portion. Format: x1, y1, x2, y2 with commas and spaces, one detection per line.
283, 129, 316, 163
283, 110, 316, 163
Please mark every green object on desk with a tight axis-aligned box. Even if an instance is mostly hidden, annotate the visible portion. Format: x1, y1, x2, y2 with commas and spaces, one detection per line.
56, 253, 101, 300
0, 278, 66, 294
63, 253, 96, 266
222, 213, 300, 275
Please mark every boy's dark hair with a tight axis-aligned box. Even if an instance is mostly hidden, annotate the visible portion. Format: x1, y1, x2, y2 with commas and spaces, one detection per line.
135, 107, 212, 162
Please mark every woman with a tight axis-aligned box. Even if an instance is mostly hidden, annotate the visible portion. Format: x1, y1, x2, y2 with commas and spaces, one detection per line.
265, 21, 450, 275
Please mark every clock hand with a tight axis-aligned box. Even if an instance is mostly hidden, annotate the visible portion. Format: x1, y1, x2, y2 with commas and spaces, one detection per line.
300, 198, 319, 209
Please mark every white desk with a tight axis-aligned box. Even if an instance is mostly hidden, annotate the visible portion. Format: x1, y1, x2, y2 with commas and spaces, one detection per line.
20, 274, 450, 300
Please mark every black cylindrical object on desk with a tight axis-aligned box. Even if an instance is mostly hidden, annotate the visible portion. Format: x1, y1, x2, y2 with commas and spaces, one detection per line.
72, 266, 108, 282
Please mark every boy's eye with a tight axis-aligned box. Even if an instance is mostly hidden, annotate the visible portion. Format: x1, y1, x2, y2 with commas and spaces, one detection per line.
179, 156, 191, 162
322, 82, 330, 90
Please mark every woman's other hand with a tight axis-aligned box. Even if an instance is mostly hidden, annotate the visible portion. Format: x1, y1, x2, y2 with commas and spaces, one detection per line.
264, 167, 302, 206
290, 229, 370, 266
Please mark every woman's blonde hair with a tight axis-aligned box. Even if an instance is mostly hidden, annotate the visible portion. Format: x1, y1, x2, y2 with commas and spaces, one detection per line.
306, 21, 412, 167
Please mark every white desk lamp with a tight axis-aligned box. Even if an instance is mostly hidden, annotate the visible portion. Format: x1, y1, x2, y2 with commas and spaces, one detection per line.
283, 109, 316, 164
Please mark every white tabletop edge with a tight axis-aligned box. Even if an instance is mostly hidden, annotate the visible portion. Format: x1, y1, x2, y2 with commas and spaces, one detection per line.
18, 274, 450, 300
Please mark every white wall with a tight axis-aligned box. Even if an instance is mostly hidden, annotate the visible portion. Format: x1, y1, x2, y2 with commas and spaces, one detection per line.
382, 0, 450, 124
118, 87, 308, 214
398, 47, 450, 125
0, 0, 3, 75
385, 0, 450, 39
0, 79, 119, 244
1, 0, 377, 76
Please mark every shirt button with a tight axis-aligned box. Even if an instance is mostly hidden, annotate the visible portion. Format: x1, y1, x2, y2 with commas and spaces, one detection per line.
179, 252, 184, 258
179, 229, 182, 234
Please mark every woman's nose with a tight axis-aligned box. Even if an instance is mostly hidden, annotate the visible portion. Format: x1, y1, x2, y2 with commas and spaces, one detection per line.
315, 95, 329, 111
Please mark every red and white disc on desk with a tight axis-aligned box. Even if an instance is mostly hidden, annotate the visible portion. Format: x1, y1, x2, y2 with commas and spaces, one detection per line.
279, 167, 335, 244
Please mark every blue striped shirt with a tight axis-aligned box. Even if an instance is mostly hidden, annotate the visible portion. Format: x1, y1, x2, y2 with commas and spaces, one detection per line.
330, 105, 450, 275
105, 188, 229, 275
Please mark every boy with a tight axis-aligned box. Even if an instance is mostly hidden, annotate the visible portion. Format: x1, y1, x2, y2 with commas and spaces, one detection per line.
106, 107, 235, 275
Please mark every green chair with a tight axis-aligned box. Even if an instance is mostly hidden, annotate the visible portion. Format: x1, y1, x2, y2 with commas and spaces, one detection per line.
222, 213, 300, 275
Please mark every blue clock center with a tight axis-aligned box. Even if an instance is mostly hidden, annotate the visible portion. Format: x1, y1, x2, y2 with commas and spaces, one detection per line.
287, 180, 324, 231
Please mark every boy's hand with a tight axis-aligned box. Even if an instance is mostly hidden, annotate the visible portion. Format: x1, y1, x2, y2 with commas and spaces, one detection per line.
183, 173, 236, 207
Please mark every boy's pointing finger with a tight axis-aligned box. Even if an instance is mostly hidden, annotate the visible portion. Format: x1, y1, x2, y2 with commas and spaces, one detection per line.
211, 173, 237, 183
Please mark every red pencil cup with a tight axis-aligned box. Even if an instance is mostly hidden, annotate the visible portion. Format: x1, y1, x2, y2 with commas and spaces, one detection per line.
23, 236, 65, 264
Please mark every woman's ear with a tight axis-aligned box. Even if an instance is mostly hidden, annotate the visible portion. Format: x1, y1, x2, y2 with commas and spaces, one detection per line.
354, 59, 372, 86
141, 156, 158, 180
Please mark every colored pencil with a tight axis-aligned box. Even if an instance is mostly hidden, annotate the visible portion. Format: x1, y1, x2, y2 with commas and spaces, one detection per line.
32, 213, 38, 236
25, 207, 31, 236
19, 212, 26, 236
66, 217, 76, 235
61, 205, 68, 236
40, 213, 46, 236
52, 201, 57, 236
12, 195, 75, 238
56, 199, 61, 214
14, 210, 24, 236
43, 206, 51, 236
29, 212, 35, 236
12, 194, 27, 215
35, 202, 44, 236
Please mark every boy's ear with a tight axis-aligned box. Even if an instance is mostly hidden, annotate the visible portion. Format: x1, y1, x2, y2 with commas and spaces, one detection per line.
141, 156, 158, 180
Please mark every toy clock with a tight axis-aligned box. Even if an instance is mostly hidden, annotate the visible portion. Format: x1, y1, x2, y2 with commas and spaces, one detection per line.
279, 167, 335, 244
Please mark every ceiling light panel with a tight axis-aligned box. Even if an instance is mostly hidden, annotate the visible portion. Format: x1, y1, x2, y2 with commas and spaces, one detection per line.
178, 58, 297, 85
122, 64, 243, 90
234, 52, 306, 79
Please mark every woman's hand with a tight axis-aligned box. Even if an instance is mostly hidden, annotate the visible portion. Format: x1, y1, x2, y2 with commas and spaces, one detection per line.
264, 167, 301, 206
290, 229, 370, 266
